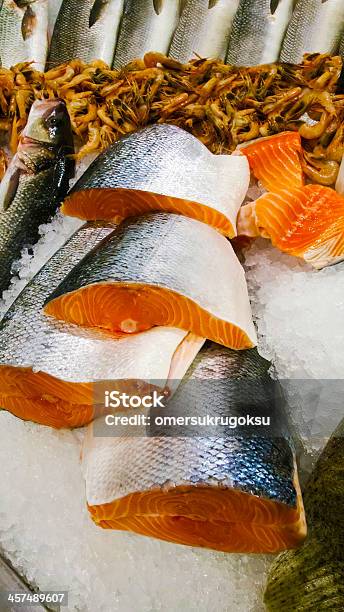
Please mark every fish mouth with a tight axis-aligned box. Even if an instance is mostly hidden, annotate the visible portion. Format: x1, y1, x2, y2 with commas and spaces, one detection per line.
22, 99, 73, 148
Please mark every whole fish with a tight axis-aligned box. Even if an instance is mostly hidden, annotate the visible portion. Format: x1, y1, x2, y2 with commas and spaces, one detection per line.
83, 343, 306, 553
112, 0, 179, 69
169, 0, 239, 63
44, 212, 257, 349
226, 0, 294, 66
280, 0, 344, 64
264, 418, 344, 610
0, 99, 74, 294
0, 0, 48, 70
0, 221, 204, 428
47, 0, 63, 40
47, 0, 124, 69
61, 124, 250, 238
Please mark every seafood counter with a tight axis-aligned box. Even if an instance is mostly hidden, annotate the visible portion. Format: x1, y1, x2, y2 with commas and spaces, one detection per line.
0, 1, 344, 611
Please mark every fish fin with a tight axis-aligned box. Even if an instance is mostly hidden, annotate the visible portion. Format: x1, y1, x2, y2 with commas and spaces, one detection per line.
0, 166, 21, 212
208, 0, 219, 8
53, 151, 75, 201
89, 0, 106, 27
153, 0, 163, 15
21, 5, 36, 40
270, 0, 280, 14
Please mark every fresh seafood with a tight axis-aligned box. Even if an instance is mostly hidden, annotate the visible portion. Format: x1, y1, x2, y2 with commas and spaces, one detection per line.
169, 0, 239, 63
0, 222, 204, 428
44, 213, 257, 349
47, 0, 63, 39
1, 54, 343, 169
239, 132, 304, 193
83, 343, 306, 553
0, 0, 48, 70
226, 0, 294, 66
62, 125, 250, 237
0, 147, 7, 180
239, 185, 344, 269
0, 99, 74, 294
264, 417, 344, 610
112, 0, 179, 69
47, 0, 124, 69
280, 0, 344, 64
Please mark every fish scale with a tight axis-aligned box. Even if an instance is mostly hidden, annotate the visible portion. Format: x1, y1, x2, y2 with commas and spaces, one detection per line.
0, 0, 48, 69
83, 343, 306, 553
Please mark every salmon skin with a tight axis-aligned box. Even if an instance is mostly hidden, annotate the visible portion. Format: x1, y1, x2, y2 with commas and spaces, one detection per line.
264, 418, 344, 610
239, 132, 304, 193
83, 343, 306, 553
239, 185, 344, 269
0, 222, 203, 428
61, 124, 250, 238
44, 213, 257, 350
0, 99, 74, 295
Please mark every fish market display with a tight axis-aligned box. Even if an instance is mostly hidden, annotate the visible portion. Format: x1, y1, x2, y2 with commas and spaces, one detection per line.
169, 0, 239, 63
47, 0, 63, 40
44, 213, 257, 349
0, 54, 343, 178
0, 99, 74, 294
112, 0, 179, 69
0, 0, 48, 71
83, 343, 306, 553
280, 0, 344, 64
226, 0, 294, 66
239, 132, 304, 192
264, 417, 344, 610
62, 124, 250, 237
0, 222, 204, 428
47, 0, 124, 69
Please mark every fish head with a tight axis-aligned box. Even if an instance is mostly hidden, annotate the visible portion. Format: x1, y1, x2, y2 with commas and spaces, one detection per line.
22, 99, 74, 151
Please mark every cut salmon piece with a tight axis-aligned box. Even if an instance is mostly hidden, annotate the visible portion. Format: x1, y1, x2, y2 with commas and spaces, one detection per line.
244, 184, 344, 269
61, 124, 250, 238
44, 213, 257, 349
240, 132, 304, 193
83, 344, 306, 553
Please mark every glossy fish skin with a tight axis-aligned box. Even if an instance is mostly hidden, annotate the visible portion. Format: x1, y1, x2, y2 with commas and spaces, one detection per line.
83, 344, 306, 553
112, 0, 179, 69
62, 124, 250, 237
0, 99, 74, 295
0, 0, 48, 70
0, 222, 203, 428
44, 212, 257, 349
47, 0, 123, 69
264, 418, 344, 610
169, 0, 239, 63
226, 0, 294, 66
280, 0, 344, 64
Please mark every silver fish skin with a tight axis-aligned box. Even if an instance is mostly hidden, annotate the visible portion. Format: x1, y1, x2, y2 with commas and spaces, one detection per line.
280, 0, 344, 64
264, 418, 344, 611
341, 30, 344, 58
0, 99, 74, 294
226, 0, 294, 66
0, 0, 48, 70
47, 0, 124, 69
112, 0, 179, 69
83, 343, 306, 552
169, 0, 239, 63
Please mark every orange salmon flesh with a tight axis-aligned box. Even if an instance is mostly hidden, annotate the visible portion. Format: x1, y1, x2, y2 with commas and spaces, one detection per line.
88, 484, 306, 554
61, 188, 236, 237
44, 283, 255, 350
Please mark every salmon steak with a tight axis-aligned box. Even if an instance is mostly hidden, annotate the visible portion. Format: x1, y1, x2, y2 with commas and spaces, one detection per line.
44, 213, 257, 350
0, 223, 204, 428
239, 132, 304, 193
238, 184, 344, 269
83, 343, 306, 553
61, 125, 250, 238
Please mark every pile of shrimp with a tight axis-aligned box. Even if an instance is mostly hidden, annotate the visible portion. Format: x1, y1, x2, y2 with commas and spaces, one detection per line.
0, 52, 343, 185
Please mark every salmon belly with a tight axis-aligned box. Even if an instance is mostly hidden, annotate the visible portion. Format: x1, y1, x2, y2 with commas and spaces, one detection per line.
62, 189, 236, 237
240, 132, 304, 192
44, 283, 255, 350
88, 485, 306, 554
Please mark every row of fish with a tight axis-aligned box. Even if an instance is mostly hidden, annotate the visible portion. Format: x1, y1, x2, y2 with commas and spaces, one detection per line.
0, 98, 309, 556
1, 0, 344, 71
